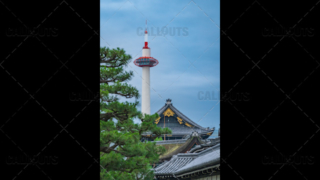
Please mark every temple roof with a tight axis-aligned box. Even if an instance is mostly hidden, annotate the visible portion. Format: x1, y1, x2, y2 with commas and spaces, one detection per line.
142, 100, 215, 138
153, 139, 220, 176
156, 99, 215, 132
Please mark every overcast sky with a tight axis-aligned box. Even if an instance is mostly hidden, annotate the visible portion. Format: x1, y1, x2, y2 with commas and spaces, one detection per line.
101, 0, 220, 137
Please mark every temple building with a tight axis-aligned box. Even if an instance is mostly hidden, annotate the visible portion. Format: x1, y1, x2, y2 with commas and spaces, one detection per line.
153, 132, 220, 180
142, 99, 215, 141
145, 99, 219, 179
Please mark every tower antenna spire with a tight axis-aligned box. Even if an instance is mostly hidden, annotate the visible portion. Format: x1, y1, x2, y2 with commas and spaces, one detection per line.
145, 19, 147, 32
144, 20, 148, 48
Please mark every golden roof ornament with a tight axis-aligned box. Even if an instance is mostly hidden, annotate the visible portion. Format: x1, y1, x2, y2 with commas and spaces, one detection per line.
155, 117, 160, 124
163, 108, 175, 117
177, 117, 183, 124
185, 122, 193, 127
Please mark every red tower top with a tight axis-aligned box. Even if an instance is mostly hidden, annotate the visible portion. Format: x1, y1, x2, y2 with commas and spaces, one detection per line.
133, 20, 159, 67
144, 20, 149, 49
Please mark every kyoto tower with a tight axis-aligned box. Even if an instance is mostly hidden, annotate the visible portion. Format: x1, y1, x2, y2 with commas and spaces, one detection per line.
134, 20, 159, 115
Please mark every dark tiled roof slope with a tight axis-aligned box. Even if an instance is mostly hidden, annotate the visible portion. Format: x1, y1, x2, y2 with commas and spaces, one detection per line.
175, 144, 220, 175
153, 155, 195, 175
154, 142, 220, 176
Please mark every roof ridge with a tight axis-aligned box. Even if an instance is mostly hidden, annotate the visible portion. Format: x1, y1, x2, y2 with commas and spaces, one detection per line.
156, 104, 167, 114
197, 143, 220, 156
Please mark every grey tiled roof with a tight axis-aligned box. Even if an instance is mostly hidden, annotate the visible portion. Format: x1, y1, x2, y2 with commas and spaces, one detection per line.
154, 142, 220, 176
167, 127, 214, 135
154, 155, 195, 175
155, 139, 187, 145
154, 160, 168, 169
175, 144, 220, 175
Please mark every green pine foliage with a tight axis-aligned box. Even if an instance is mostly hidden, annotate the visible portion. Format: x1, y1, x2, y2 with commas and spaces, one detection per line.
100, 47, 171, 180
154, 137, 163, 142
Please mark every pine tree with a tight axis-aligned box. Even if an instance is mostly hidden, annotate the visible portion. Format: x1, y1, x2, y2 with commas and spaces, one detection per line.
100, 47, 171, 180
154, 137, 163, 142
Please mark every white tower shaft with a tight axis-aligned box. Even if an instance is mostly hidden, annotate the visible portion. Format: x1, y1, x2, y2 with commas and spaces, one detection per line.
142, 31, 151, 115
142, 66, 150, 115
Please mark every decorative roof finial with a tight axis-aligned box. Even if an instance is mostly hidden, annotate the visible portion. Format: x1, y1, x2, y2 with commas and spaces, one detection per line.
166, 99, 172, 105
192, 131, 199, 137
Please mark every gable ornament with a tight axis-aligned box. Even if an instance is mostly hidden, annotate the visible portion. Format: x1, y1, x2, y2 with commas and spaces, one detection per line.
163, 108, 175, 117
